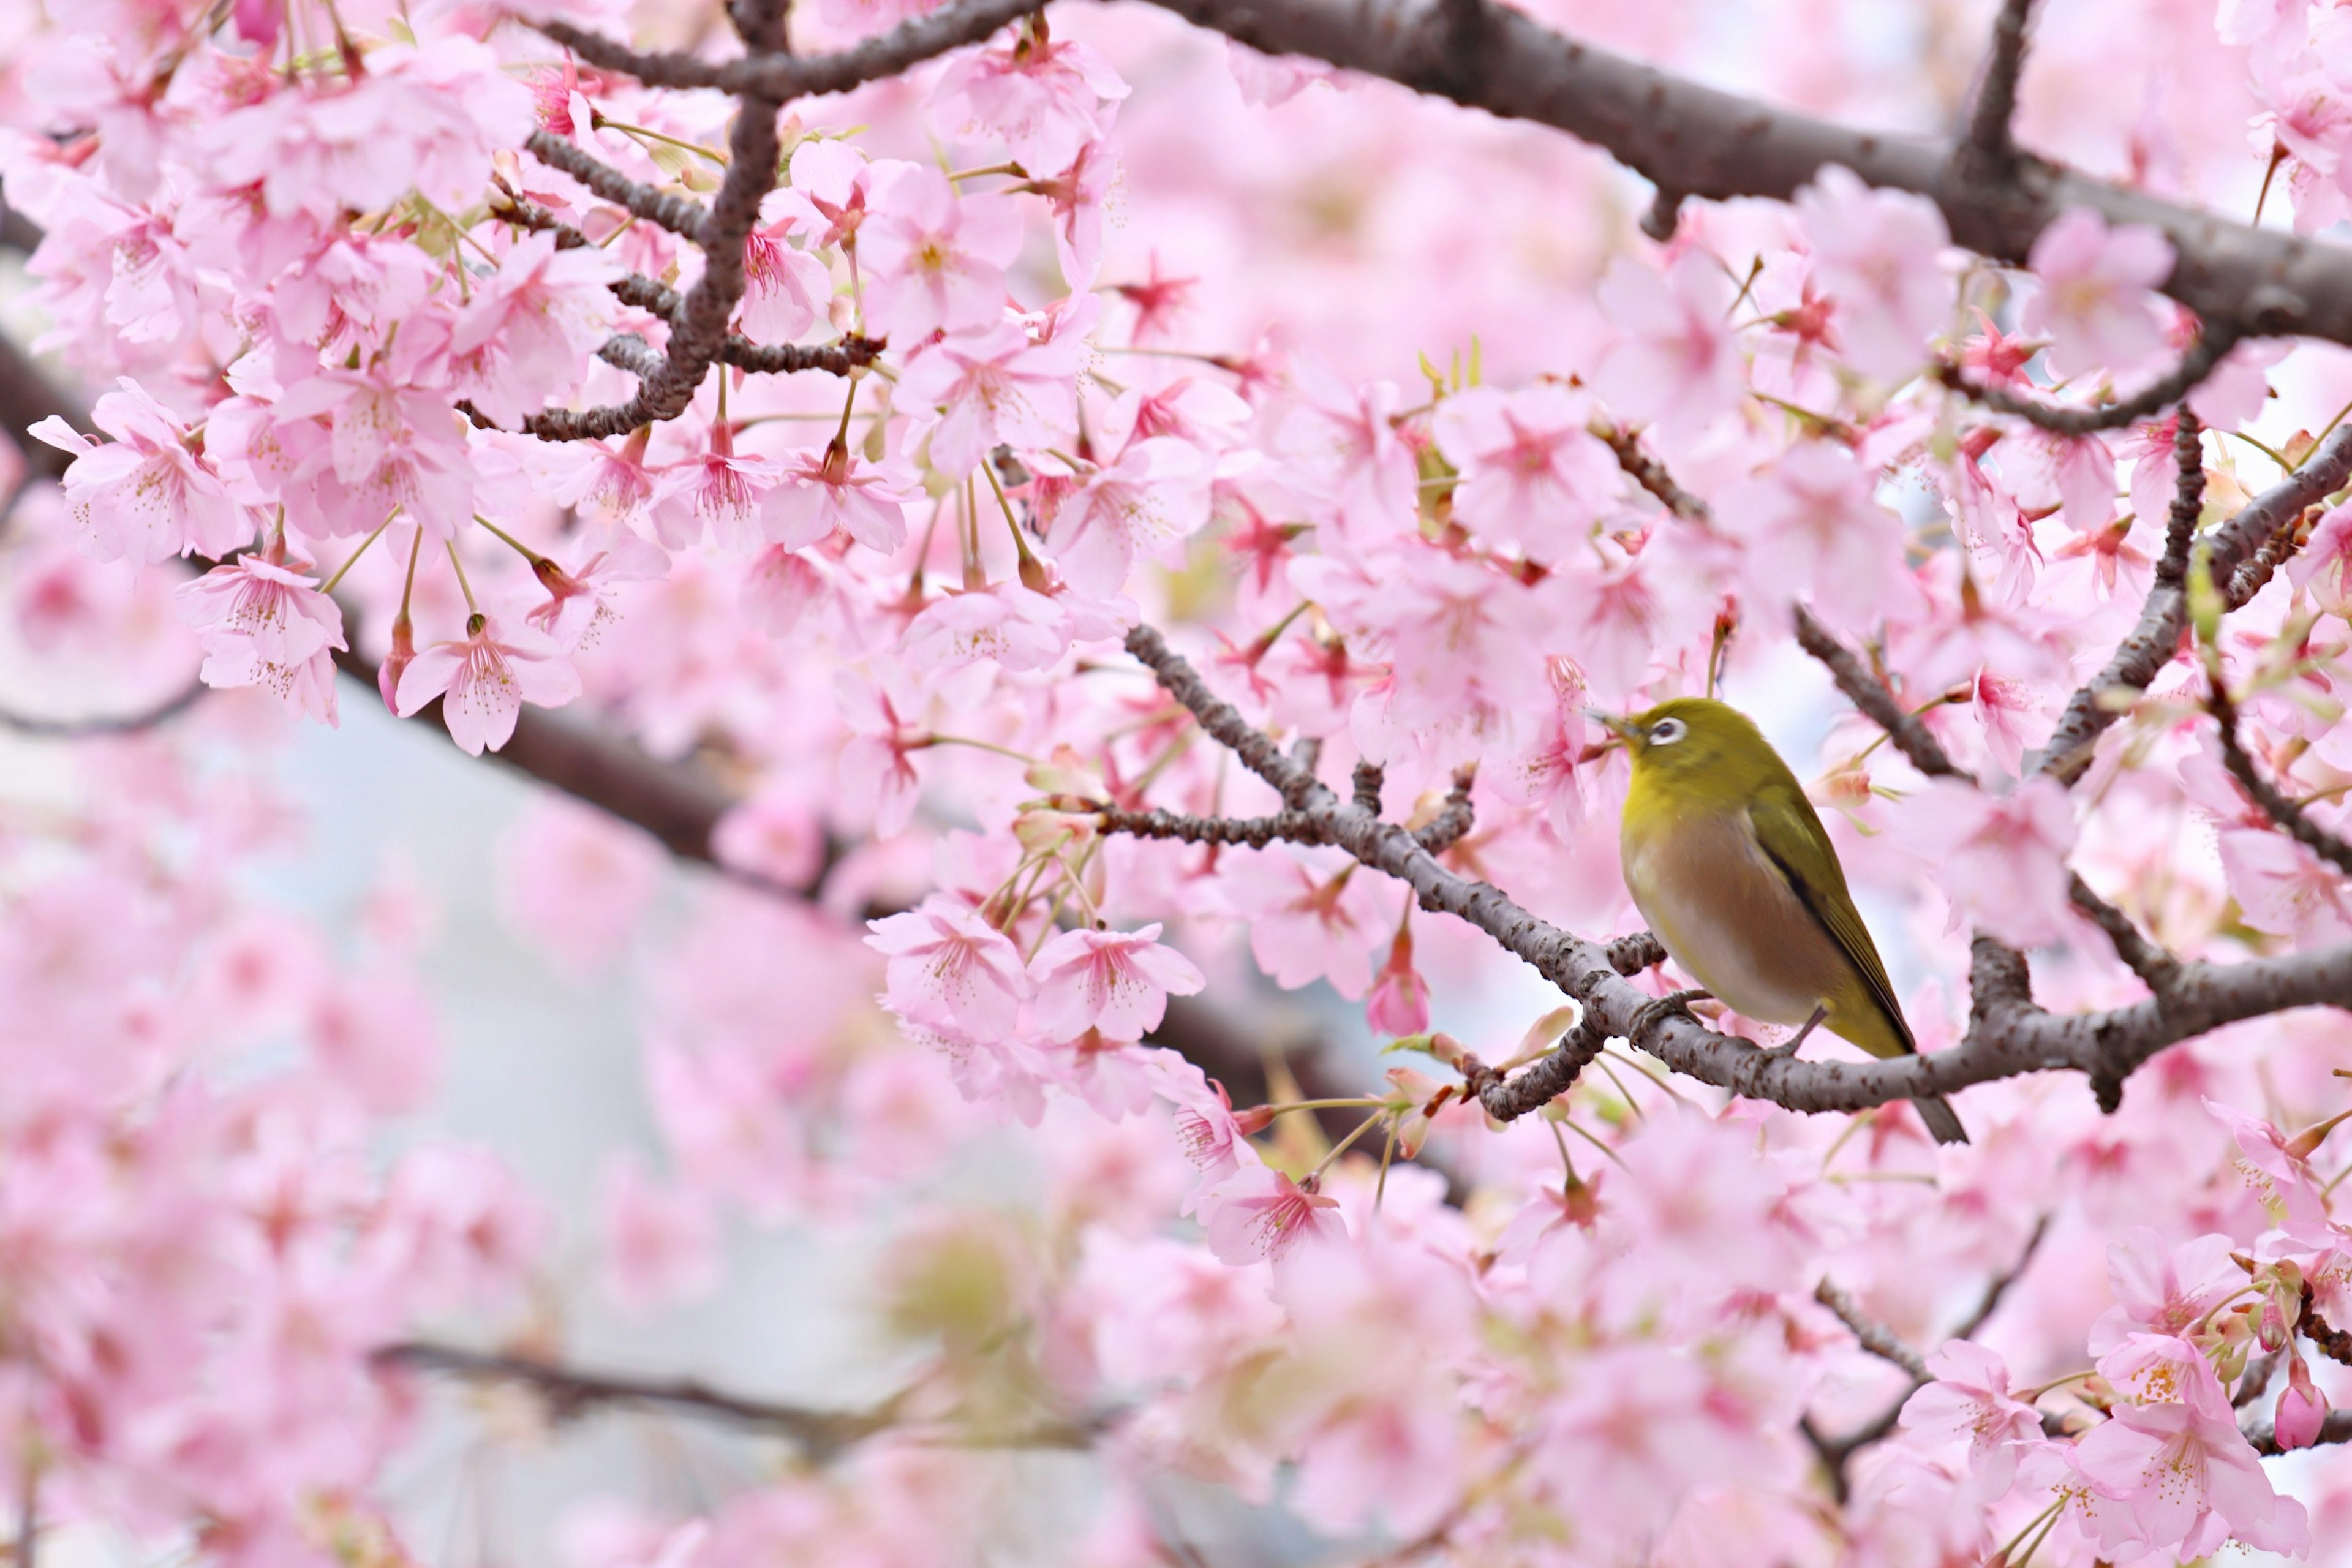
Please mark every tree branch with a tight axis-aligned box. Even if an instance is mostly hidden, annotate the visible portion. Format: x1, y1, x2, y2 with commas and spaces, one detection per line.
1935, 328, 2238, 435
1814, 1279, 1929, 1379
516, 0, 793, 441
0, 679, 207, 737
1790, 607, 1962, 779
535, 0, 1039, 100
1958, 0, 2035, 175
2035, 423, 2352, 783
1123, 0, 2334, 351
522, 129, 710, 241
374, 1341, 1095, 1458
1117, 624, 2352, 1126
490, 187, 884, 380
2209, 678, 2352, 878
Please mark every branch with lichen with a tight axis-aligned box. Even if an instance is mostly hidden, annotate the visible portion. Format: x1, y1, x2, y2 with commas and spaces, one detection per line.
1108, 624, 2352, 1128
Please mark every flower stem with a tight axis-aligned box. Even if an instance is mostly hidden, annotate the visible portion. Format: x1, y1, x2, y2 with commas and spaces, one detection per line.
320, 507, 401, 594
592, 113, 729, 165
1306, 1110, 1389, 1183
473, 513, 545, 565
446, 540, 478, 614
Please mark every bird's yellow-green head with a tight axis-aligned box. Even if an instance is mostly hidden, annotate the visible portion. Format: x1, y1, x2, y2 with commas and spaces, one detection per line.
1596, 698, 1794, 811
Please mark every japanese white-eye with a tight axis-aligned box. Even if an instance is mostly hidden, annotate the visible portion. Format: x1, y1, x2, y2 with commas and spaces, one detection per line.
1603, 697, 1968, 1146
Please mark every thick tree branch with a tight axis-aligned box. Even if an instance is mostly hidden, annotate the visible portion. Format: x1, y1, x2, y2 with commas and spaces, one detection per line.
1122, 0, 2335, 352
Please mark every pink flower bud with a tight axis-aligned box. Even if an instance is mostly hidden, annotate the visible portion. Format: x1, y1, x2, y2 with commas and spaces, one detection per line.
377, 614, 415, 717
1365, 927, 1430, 1038
2275, 1354, 2328, 1450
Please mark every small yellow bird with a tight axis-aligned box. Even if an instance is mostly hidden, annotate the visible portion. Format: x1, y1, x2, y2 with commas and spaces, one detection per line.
1602, 698, 1968, 1146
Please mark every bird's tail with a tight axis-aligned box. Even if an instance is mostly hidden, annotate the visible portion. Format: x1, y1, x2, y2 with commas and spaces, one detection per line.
1912, 1094, 1969, 1146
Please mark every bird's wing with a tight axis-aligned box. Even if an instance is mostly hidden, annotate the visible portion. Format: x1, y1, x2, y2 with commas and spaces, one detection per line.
1747, 780, 1917, 1055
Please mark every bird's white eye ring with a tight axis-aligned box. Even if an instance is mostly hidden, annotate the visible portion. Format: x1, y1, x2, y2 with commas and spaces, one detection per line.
1648, 717, 1687, 745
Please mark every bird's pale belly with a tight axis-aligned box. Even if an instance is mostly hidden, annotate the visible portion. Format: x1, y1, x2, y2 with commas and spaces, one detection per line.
1621, 809, 1844, 1027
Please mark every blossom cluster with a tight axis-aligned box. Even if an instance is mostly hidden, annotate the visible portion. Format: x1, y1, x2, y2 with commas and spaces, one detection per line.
6, 0, 2352, 1559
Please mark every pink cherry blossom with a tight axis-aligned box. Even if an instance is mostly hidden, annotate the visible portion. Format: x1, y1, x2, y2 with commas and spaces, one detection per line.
1903, 776, 2078, 947
858, 164, 1021, 342
897, 318, 1085, 478
1719, 439, 1907, 625
524, 531, 669, 649
1899, 1342, 2044, 1496
866, 896, 1033, 1042
2070, 1349, 2307, 1558
272, 365, 475, 539
929, 26, 1129, 175
1028, 924, 1206, 1042
1042, 437, 1213, 594
2088, 1229, 2244, 1355
1594, 251, 1745, 443
1199, 1163, 1346, 1265
31, 381, 252, 562
739, 218, 833, 345
2020, 208, 2176, 380
1792, 164, 1952, 381
764, 436, 915, 554
649, 426, 785, 552
1027, 138, 1116, 290
393, 612, 582, 755
173, 550, 347, 724
443, 231, 620, 427
1217, 849, 1390, 999
1430, 382, 1621, 561
598, 1155, 720, 1316
2275, 1354, 2329, 1450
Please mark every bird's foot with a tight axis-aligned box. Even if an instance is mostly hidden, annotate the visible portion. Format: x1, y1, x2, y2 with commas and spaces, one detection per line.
1760, 1004, 1829, 1061
1627, 988, 1711, 1044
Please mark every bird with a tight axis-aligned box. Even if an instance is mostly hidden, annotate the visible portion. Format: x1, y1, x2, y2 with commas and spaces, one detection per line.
1598, 696, 1969, 1146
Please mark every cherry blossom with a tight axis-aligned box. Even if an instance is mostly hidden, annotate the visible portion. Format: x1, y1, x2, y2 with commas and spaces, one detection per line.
1594, 251, 1744, 442
174, 550, 347, 723
858, 165, 1022, 342
867, 897, 1034, 1042
1198, 1163, 1346, 1264
31, 382, 252, 562
1430, 382, 1621, 561
1028, 923, 1205, 1041
442, 232, 620, 426
1902, 775, 2079, 947
2019, 207, 2177, 379
393, 612, 582, 755
1792, 164, 1953, 380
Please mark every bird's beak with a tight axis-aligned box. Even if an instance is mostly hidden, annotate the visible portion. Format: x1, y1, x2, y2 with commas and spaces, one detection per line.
1585, 708, 1638, 742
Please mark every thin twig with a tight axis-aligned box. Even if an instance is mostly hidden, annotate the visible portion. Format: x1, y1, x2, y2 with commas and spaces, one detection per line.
0, 679, 207, 737
374, 1341, 1096, 1458
2037, 423, 2352, 783
1814, 1278, 1929, 1380
2210, 679, 2352, 877
1936, 330, 2237, 435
